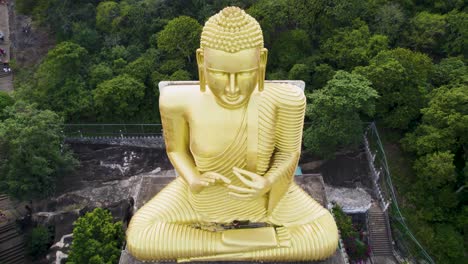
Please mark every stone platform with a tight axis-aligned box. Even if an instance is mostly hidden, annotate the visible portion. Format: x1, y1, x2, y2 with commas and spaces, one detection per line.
119, 173, 345, 264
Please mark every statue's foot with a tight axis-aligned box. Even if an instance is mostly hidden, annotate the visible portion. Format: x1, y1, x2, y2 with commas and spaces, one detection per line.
222, 226, 279, 248
177, 227, 291, 262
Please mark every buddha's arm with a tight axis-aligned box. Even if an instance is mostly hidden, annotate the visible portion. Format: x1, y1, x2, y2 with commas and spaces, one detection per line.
160, 91, 200, 186
263, 87, 306, 189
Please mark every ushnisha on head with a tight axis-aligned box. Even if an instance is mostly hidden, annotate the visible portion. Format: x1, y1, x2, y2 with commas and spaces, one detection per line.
197, 6, 268, 109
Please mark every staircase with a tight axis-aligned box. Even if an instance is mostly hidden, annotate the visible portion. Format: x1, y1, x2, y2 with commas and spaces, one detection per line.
0, 194, 26, 264
368, 205, 393, 256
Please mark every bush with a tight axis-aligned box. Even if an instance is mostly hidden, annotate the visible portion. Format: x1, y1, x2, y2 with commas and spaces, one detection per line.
28, 226, 52, 259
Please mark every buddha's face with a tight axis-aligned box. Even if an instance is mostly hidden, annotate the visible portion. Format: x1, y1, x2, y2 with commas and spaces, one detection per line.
198, 47, 266, 108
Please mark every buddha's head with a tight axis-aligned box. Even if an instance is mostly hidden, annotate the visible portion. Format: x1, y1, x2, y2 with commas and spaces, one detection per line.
197, 7, 268, 109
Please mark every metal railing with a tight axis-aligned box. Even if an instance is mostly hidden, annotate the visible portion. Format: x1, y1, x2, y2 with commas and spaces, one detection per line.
63, 124, 163, 138
364, 122, 434, 264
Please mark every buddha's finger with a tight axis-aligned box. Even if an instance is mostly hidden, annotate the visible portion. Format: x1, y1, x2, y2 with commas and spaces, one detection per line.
233, 170, 256, 188
200, 177, 215, 183
227, 184, 255, 194
206, 172, 231, 184
199, 179, 212, 186
233, 167, 262, 180
228, 192, 253, 200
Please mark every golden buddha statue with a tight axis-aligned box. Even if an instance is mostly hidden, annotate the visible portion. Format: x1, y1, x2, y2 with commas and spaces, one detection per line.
126, 7, 338, 262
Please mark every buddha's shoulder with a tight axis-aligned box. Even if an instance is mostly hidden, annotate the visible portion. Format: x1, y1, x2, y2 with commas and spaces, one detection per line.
159, 84, 201, 112
263, 82, 306, 107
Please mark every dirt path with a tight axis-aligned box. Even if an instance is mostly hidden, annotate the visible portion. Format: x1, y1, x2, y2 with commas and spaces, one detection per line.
0, 0, 13, 92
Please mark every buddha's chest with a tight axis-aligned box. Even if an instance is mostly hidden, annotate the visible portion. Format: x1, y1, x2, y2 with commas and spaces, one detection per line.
188, 107, 247, 157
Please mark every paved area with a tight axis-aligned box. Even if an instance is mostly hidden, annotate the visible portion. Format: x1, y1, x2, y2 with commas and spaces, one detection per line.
0, 0, 13, 92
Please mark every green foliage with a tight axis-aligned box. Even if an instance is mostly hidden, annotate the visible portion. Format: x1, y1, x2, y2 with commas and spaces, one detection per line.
431, 57, 466, 86
159, 59, 186, 75
70, 22, 101, 52
0, 92, 14, 120
405, 11, 447, 54
444, 10, 468, 56
430, 224, 465, 263
270, 29, 311, 69
373, 3, 406, 43
332, 205, 357, 239
402, 84, 468, 156
169, 70, 191, 81
89, 63, 114, 88
93, 74, 146, 121
304, 71, 378, 158
288, 64, 311, 84
25, 41, 92, 121
354, 48, 433, 129
321, 21, 388, 70
157, 16, 202, 63
309, 63, 335, 91
28, 226, 52, 259
96, 1, 120, 33
67, 208, 124, 264
0, 102, 77, 200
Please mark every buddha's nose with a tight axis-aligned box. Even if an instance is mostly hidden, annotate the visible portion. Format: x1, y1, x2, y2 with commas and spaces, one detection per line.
226, 73, 239, 95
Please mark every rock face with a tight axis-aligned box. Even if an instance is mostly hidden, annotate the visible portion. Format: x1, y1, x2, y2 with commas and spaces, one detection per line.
55, 143, 172, 194
30, 141, 373, 264
119, 174, 346, 264
301, 147, 372, 190
326, 186, 372, 213
30, 143, 171, 264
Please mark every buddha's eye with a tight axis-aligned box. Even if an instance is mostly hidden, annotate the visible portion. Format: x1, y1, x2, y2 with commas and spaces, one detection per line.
208, 69, 227, 77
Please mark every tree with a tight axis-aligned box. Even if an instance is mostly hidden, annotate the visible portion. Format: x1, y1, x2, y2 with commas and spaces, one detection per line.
431, 57, 466, 87
402, 84, 468, 156
30, 41, 92, 121
270, 29, 312, 69
412, 152, 458, 222
0, 102, 76, 200
157, 16, 202, 63
444, 10, 468, 56
169, 69, 191, 81
430, 224, 465, 264
288, 64, 311, 84
67, 208, 124, 264
321, 21, 388, 70
96, 1, 120, 33
0, 91, 14, 120
309, 63, 335, 91
93, 74, 145, 121
28, 226, 52, 259
405, 11, 446, 54
373, 3, 406, 43
70, 22, 101, 52
303, 71, 378, 158
354, 48, 432, 129
89, 63, 114, 88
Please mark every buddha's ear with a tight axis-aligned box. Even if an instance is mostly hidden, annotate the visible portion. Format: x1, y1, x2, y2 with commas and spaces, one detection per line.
258, 48, 268, 92
196, 48, 206, 92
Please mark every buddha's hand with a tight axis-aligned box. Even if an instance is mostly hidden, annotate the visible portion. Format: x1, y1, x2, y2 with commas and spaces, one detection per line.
228, 167, 272, 200
190, 172, 231, 193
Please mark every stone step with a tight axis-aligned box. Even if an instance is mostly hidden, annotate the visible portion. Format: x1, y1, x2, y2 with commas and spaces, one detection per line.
0, 229, 19, 243
0, 242, 25, 261
0, 222, 15, 232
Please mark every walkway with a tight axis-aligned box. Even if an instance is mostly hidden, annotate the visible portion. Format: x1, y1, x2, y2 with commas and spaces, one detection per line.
0, 0, 13, 92
0, 194, 26, 264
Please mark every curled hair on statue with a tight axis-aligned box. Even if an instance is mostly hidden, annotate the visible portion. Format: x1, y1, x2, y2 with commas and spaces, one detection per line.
200, 6, 264, 53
